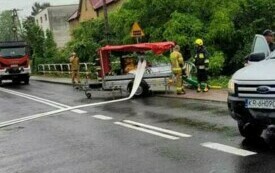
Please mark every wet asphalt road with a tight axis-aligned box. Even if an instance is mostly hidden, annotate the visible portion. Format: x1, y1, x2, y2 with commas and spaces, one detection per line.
0, 81, 275, 173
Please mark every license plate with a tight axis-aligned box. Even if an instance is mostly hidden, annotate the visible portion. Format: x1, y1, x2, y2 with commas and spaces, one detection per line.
10, 65, 18, 68
245, 99, 275, 109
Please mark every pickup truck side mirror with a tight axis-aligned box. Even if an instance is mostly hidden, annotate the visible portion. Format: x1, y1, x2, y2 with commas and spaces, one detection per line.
245, 52, 266, 62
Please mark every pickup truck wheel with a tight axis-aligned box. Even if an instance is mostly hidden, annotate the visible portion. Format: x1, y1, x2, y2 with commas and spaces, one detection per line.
238, 121, 263, 138
128, 80, 149, 98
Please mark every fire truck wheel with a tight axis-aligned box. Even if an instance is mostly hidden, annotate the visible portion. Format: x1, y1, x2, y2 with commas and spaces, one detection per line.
24, 77, 30, 85
127, 80, 149, 98
12, 79, 21, 84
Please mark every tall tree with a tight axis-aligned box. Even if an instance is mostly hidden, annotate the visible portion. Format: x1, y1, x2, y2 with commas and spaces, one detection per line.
44, 30, 58, 63
0, 11, 15, 41
31, 2, 50, 16
22, 17, 45, 71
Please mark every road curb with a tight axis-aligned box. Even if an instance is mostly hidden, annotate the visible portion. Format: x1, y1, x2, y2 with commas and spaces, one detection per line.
30, 78, 72, 86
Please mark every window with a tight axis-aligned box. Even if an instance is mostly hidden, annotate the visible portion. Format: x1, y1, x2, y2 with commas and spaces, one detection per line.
252, 35, 270, 57
40, 17, 43, 23
0, 47, 26, 58
44, 14, 47, 21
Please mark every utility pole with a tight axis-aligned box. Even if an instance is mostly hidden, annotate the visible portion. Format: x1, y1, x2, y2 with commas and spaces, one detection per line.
11, 9, 18, 41
11, 9, 22, 41
102, 0, 109, 43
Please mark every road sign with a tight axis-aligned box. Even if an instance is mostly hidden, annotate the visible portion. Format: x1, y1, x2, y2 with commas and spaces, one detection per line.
131, 22, 145, 38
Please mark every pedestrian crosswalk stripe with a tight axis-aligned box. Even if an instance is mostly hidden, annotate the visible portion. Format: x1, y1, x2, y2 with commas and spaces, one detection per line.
114, 122, 179, 140
71, 109, 87, 114
201, 142, 257, 157
93, 115, 113, 120
123, 120, 191, 138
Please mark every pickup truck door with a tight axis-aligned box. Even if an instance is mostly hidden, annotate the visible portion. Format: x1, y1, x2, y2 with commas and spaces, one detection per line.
251, 34, 271, 57
246, 34, 271, 65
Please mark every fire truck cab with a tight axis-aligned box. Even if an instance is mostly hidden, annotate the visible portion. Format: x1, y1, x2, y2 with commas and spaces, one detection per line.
0, 41, 31, 85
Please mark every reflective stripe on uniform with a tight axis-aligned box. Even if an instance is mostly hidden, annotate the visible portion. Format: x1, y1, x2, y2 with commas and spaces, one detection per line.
199, 53, 204, 59
172, 68, 182, 74
198, 65, 205, 69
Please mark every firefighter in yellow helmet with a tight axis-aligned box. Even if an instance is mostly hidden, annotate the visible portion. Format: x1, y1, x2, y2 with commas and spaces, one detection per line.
194, 39, 209, 92
170, 45, 185, 95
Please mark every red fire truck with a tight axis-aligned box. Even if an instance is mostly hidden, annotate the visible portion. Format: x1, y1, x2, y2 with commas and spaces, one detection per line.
0, 41, 31, 85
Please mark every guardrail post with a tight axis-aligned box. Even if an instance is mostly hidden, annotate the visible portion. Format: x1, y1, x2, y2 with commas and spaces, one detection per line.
60, 64, 63, 74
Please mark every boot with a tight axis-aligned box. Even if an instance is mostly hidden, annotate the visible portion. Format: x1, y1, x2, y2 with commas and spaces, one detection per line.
197, 84, 201, 92
203, 86, 209, 92
203, 85, 209, 92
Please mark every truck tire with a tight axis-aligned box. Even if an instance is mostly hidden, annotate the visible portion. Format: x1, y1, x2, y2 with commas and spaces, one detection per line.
85, 92, 92, 99
24, 77, 30, 85
128, 80, 149, 98
238, 121, 263, 139
12, 79, 21, 84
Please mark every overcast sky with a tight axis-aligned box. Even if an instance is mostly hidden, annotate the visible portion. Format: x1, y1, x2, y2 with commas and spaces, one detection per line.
0, 0, 79, 19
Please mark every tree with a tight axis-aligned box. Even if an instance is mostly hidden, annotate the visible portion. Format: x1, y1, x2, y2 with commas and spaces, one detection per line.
66, 0, 274, 75
0, 11, 16, 41
44, 30, 58, 63
69, 19, 103, 62
163, 12, 203, 47
31, 2, 50, 16
22, 17, 45, 71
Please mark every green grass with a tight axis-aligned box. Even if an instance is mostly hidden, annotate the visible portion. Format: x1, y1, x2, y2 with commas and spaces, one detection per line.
208, 76, 230, 89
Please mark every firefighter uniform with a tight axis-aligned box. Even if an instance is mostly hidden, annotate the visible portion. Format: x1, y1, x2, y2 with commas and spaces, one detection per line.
70, 52, 81, 84
194, 39, 209, 92
170, 45, 185, 94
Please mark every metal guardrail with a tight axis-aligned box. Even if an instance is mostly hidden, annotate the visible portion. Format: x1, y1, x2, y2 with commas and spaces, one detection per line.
38, 63, 95, 74
38, 61, 197, 79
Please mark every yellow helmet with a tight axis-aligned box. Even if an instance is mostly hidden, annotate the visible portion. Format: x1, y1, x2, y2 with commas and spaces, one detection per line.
195, 39, 203, 46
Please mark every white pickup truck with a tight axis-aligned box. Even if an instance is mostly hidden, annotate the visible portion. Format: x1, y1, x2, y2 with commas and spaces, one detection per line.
228, 34, 275, 138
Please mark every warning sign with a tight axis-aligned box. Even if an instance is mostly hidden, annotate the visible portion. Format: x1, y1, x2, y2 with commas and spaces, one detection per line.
130, 22, 145, 38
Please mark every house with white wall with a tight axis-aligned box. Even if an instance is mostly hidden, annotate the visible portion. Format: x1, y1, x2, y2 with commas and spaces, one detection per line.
35, 4, 78, 48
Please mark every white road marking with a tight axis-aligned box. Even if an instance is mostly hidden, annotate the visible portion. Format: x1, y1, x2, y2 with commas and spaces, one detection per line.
201, 142, 257, 157
114, 122, 179, 140
123, 120, 192, 138
0, 88, 64, 108
0, 88, 68, 107
0, 87, 86, 114
0, 60, 147, 128
93, 115, 113, 120
71, 109, 88, 114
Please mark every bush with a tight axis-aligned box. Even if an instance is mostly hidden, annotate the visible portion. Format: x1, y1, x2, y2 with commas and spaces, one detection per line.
208, 51, 225, 76
208, 76, 230, 88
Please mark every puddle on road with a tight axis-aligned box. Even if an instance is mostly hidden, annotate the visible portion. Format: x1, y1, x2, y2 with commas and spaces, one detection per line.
0, 126, 25, 138
1, 126, 24, 131
155, 146, 186, 162
144, 111, 169, 120
158, 117, 238, 137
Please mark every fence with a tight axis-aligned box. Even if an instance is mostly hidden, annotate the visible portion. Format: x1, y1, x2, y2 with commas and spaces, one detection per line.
38, 63, 96, 75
